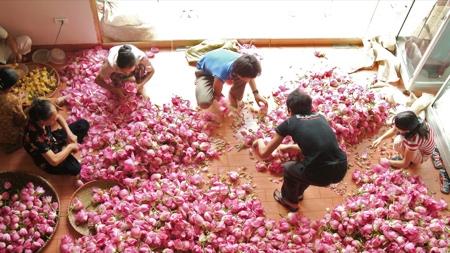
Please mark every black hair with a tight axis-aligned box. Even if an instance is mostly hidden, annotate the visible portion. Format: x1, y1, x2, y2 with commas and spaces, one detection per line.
27, 99, 54, 123
231, 54, 261, 78
394, 110, 429, 139
0, 68, 19, 91
286, 89, 312, 115
116, 45, 136, 69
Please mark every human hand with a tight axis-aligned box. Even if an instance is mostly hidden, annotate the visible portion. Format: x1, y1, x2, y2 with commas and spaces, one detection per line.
254, 94, 268, 109
371, 137, 383, 148
11, 52, 22, 63
17, 92, 28, 103
55, 95, 68, 106
252, 139, 259, 148
69, 143, 79, 153
67, 132, 78, 144
251, 139, 263, 159
278, 144, 292, 153
278, 144, 300, 155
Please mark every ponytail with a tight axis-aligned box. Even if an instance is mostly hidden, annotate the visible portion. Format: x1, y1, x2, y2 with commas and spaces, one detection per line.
407, 122, 429, 139
116, 45, 136, 68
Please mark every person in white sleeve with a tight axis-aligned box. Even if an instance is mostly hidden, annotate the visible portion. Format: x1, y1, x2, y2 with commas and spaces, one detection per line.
0, 25, 32, 64
95, 44, 154, 98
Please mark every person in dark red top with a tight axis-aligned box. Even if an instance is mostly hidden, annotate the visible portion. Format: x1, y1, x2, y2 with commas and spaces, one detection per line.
23, 99, 89, 175
252, 89, 347, 212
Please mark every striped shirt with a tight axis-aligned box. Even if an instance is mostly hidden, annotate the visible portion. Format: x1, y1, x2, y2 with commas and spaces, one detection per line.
403, 122, 435, 156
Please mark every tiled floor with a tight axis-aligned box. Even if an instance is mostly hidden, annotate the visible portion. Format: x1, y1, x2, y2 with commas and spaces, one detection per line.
1, 46, 449, 252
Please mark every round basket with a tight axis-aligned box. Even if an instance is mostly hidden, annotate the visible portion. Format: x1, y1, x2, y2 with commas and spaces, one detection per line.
32, 49, 50, 64
0, 171, 60, 253
49, 48, 66, 65
25, 62, 60, 98
68, 180, 119, 236
12, 62, 61, 107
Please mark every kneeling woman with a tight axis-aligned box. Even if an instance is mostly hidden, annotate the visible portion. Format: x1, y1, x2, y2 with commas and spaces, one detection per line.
372, 110, 435, 168
95, 44, 154, 98
252, 89, 347, 212
23, 99, 89, 175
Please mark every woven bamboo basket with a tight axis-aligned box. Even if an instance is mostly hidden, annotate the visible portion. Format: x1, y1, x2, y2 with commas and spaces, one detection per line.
11, 62, 61, 107
68, 180, 119, 236
0, 171, 60, 253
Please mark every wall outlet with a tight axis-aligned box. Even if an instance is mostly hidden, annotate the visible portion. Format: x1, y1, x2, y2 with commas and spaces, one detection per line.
54, 17, 68, 25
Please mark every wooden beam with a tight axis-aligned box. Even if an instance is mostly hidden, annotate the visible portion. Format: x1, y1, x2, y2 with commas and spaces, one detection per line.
61, 38, 363, 50
32, 38, 363, 51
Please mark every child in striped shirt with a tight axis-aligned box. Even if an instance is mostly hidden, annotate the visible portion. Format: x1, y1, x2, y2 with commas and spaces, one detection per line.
372, 111, 435, 169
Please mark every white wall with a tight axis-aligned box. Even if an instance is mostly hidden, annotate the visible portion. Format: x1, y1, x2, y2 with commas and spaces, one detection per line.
0, 0, 99, 45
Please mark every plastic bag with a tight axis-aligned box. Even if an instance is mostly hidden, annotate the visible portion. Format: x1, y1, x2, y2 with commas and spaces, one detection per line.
99, 0, 153, 42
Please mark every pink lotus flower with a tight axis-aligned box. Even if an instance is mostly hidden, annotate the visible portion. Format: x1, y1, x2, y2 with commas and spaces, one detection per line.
228, 171, 240, 182
123, 155, 137, 173
74, 209, 88, 225
1, 181, 58, 251
71, 197, 84, 212
189, 174, 203, 185
58, 47, 449, 252
3, 181, 12, 190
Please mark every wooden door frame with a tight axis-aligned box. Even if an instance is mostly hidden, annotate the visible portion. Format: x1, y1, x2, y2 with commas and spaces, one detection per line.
89, 0, 103, 44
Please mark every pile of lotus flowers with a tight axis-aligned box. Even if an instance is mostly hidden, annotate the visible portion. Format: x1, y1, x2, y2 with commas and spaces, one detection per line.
61, 171, 318, 252
271, 66, 390, 146
56, 48, 450, 252
61, 164, 450, 252
296, 65, 390, 144
314, 161, 449, 252
236, 62, 390, 174
0, 181, 59, 252
60, 47, 221, 183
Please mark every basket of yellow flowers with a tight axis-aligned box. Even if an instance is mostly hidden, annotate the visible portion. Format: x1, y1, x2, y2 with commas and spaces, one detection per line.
11, 63, 60, 106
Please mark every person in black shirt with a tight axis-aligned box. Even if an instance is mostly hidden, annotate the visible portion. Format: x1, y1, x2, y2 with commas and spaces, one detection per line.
252, 89, 347, 212
23, 99, 89, 175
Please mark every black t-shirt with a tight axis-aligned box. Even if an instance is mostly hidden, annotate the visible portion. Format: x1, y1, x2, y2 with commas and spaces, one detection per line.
23, 122, 65, 167
276, 113, 346, 168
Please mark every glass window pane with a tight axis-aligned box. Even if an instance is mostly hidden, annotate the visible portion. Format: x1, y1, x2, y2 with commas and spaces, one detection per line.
433, 81, 450, 147
96, 0, 414, 41
397, 1, 448, 79
416, 21, 450, 84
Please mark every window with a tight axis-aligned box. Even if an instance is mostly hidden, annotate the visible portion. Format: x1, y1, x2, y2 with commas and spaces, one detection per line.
96, 0, 417, 42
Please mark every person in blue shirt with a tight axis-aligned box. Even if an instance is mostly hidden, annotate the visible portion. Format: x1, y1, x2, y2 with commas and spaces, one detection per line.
195, 49, 267, 109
